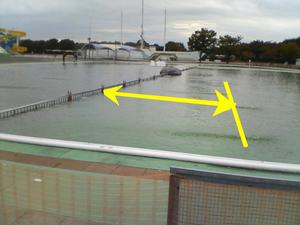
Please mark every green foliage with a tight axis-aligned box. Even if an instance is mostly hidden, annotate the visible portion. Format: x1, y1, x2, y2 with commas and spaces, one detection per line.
75, 42, 85, 50
20, 39, 34, 53
20, 38, 81, 53
33, 40, 46, 53
165, 41, 186, 51
153, 44, 164, 51
278, 42, 300, 64
59, 39, 75, 50
247, 40, 266, 61
45, 38, 59, 50
218, 35, 242, 63
237, 39, 300, 64
20, 39, 46, 53
188, 28, 217, 61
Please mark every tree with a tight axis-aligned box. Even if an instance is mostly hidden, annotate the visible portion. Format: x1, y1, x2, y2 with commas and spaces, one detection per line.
59, 39, 75, 50
219, 35, 242, 63
153, 44, 164, 51
165, 41, 186, 51
75, 42, 85, 50
20, 39, 46, 53
33, 40, 46, 53
45, 38, 59, 50
260, 42, 279, 62
247, 40, 266, 61
20, 39, 34, 53
283, 37, 300, 46
278, 42, 300, 64
188, 28, 217, 62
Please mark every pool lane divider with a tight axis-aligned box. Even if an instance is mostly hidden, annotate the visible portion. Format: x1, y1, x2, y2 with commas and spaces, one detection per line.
0, 66, 191, 120
0, 133, 299, 174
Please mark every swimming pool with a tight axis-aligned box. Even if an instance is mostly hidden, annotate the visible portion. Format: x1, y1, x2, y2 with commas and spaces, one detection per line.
0, 62, 299, 180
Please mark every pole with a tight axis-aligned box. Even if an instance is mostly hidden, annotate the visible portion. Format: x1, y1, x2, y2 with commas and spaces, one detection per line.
88, 37, 91, 59
88, 17, 92, 59
163, 8, 167, 52
140, 0, 144, 49
121, 10, 123, 46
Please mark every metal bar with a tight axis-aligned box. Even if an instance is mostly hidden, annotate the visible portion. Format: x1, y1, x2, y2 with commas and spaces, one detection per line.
0, 133, 300, 174
167, 175, 180, 225
170, 167, 300, 190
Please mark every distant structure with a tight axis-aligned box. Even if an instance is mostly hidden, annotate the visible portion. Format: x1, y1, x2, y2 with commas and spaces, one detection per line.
149, 51, 199, 62
296, 59, 300, 66
80, 42, 147, 60
80, 2, 200, 62
0, 28, 27, 53
79, 42, 199, 61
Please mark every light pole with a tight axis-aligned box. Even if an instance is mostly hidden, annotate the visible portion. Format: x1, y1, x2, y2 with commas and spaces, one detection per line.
163, 8, 167, 52
140, 0, 144, 49
88, 37, 91, 59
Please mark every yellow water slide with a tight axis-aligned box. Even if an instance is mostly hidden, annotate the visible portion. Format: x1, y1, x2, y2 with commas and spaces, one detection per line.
6, 30, 26, 37
0, 28, 27, 53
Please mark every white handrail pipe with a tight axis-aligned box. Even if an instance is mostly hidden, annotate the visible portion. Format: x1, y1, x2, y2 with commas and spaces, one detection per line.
0, 133, 299, 174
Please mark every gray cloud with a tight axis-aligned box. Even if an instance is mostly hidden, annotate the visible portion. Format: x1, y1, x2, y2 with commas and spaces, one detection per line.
1, 0, 300, 45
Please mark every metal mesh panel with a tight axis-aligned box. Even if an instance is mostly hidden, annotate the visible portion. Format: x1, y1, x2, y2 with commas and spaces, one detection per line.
0, 161, 169, 225
168, 168, 300, 225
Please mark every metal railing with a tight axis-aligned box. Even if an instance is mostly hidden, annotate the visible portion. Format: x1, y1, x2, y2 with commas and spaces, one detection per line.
0, 133, 300, 174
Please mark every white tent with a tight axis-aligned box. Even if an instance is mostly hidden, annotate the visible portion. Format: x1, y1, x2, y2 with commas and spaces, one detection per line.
80, 43, 147, 60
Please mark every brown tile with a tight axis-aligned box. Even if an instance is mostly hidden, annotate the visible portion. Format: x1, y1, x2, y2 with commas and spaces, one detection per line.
84, 163, 118, 174
54, 158, 90, 171
0, 150, 18, 161
112, 165, 146, 177
142, 169, 170, 181
143, 168, 168, 176
13, 154, 58, 167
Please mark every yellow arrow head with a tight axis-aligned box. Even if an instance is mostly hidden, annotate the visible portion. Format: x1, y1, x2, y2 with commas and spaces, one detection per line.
103, 85, 123, 106
213, 90, 234, 117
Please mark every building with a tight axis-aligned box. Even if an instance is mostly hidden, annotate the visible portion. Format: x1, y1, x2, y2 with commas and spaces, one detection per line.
296, 59, 300, 66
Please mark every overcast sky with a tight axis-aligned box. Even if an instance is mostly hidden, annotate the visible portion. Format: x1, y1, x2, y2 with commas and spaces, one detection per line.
1, 0, 300, 45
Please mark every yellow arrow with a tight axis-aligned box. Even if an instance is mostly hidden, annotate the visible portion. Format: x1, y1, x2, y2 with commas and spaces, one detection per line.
104, 85, 234, 116
224, 82, 249, 148
103, 82, 248, 148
